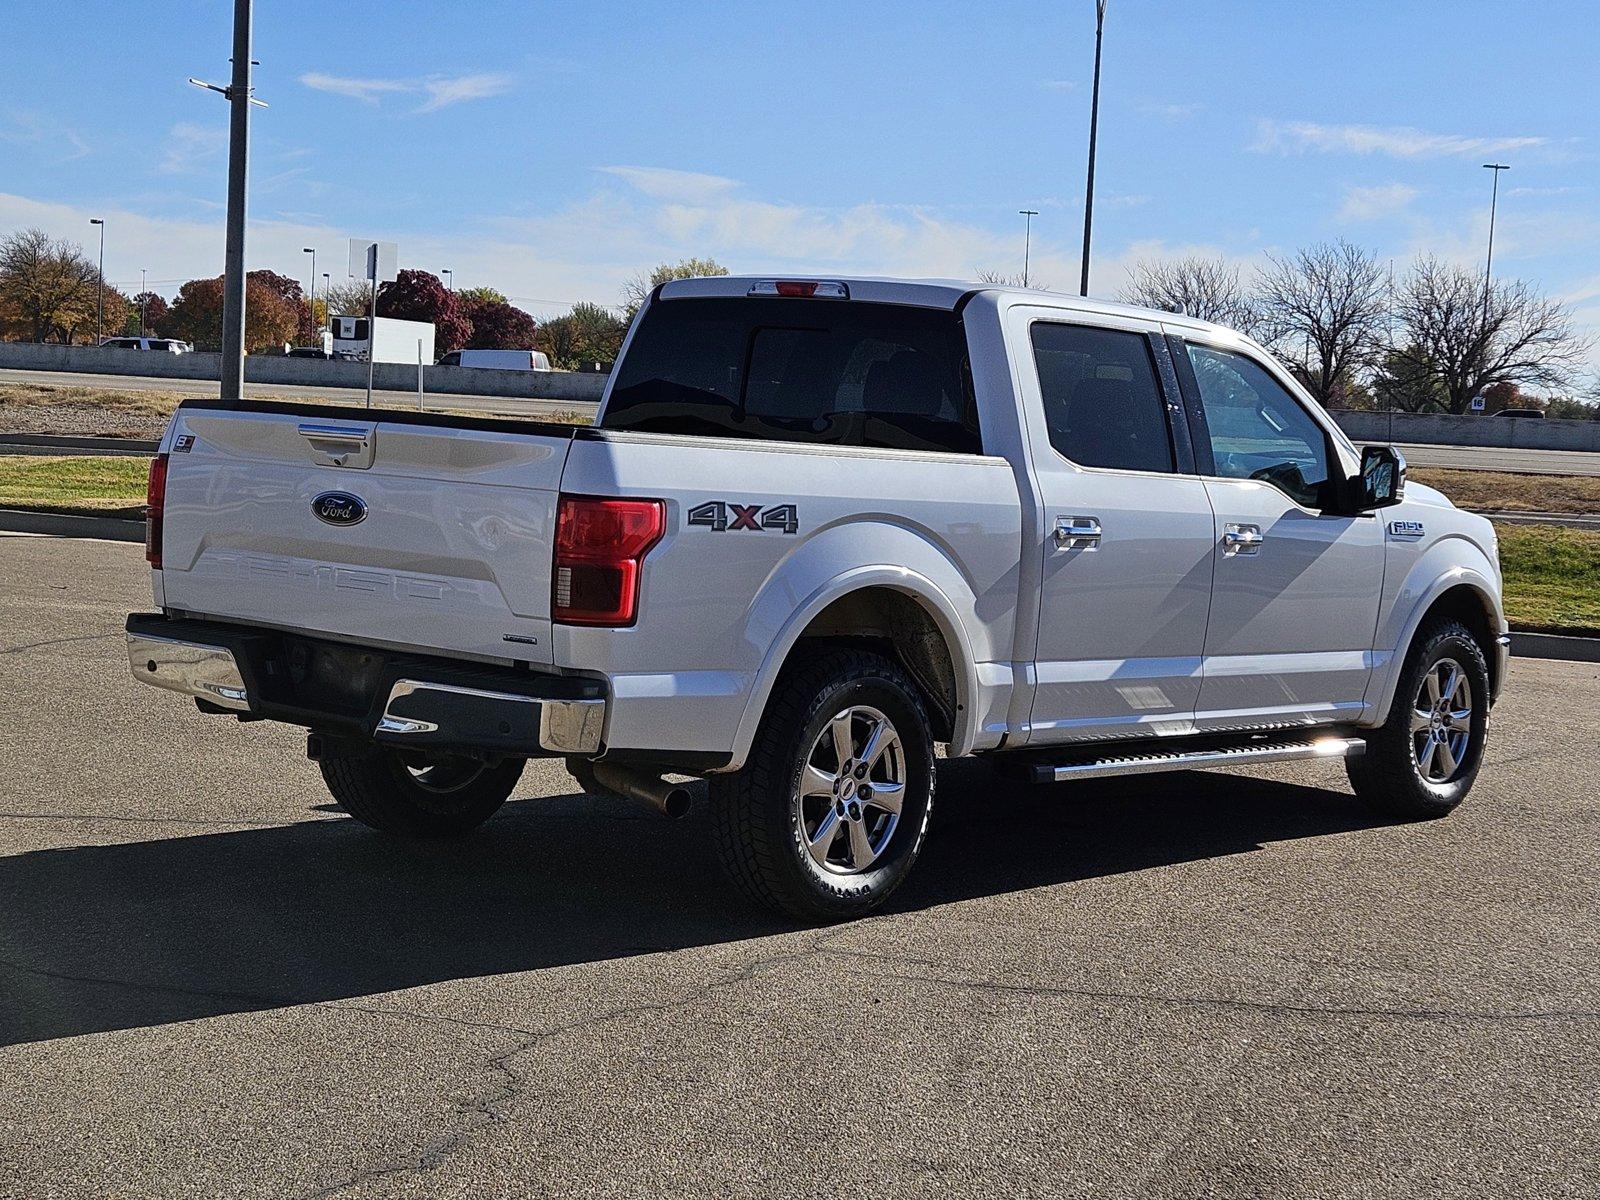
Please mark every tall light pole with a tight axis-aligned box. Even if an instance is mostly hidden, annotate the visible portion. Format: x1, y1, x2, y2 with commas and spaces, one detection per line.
1019, 210, 1039, 287
303, 246, 316, 333
89, 218, 105, 343
1079, 0, 1107, 297
1481, 162, 1509, 319
140, 267, 147, 334
189, 0, 261, 395
443, 269, 454, 291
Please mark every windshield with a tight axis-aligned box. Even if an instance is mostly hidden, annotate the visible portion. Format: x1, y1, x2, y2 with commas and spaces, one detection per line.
603, 297, 981, 454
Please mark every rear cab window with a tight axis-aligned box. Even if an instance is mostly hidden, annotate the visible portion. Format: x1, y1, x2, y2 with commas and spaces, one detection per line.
603, 297, 981, 454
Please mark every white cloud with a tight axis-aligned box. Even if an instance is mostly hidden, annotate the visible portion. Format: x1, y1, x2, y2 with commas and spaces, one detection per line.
297, 71, 512, 111
599, 166, 740, 203
416, 73, 514, 112
1, 109, 90, 161
1252, 120, 1548, 159
1336, 183, 1420, 222
298, 73, 411, 103
158, 122, 226, 175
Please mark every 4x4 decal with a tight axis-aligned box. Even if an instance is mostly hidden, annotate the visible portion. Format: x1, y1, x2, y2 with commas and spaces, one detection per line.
688, 500, 800, 535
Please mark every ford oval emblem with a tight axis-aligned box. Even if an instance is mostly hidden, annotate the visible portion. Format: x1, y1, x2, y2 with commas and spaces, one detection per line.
311, 491, 367, 526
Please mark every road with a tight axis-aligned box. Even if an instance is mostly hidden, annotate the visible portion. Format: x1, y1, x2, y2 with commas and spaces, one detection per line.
1393, 441, 1600, 477
1, 535, 1596, 1198
0, 367, 599, 420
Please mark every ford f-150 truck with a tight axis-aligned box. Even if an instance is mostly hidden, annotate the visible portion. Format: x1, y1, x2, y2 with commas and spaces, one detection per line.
127, 276, 1508, 919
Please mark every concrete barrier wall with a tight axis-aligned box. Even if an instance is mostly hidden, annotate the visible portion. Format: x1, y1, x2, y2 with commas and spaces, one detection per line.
0, 341, 607, 405
1331, 409, 1600, 453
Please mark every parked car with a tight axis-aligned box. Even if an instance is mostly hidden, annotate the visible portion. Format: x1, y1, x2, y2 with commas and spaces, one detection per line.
1494, 408, 1545, 418
436, 349, 552, 371
99, 336, 189, 353
126, 276, 1507, 920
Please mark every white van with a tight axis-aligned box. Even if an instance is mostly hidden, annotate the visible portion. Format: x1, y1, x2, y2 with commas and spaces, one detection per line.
436, 349, 552, 371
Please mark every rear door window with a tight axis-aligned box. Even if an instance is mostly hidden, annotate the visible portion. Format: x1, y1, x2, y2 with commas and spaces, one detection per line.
604, 297, 980, 453
1031, 323, 1175, 474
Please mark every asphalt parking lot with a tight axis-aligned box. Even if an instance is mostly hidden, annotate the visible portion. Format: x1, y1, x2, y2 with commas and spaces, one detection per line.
1, 534, 1596, 1199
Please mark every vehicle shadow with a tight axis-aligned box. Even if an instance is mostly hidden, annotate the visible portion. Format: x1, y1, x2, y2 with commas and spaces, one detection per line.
0, 760, 1395, 1046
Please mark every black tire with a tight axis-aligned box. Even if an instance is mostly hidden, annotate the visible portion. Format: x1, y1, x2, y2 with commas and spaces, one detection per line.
320, 745, 523, 837
1347, 619, 1490, 819
710, 647, 935, 921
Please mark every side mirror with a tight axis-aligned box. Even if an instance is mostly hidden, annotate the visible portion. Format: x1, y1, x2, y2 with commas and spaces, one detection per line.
1357, 445, 1406, 511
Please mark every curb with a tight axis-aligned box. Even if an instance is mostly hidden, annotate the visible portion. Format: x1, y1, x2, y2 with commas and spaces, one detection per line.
0, 508, 144, 543
1510, 631, 1600, 664
0, 433, 159, 457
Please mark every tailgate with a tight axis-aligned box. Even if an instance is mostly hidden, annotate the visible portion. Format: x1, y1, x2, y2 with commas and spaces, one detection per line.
158, 400, 572, 665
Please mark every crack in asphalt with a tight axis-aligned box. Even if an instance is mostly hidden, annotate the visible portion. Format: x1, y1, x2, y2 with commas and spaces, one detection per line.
0, 631, 119, 655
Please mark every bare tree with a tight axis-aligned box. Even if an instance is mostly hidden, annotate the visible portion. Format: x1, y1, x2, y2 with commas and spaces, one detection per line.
1120, 256, 1255, 329
1254, 240, 1388, 409
976, 269, 1051, 290
1389, 256, 1592, 415
322, 278, 375, 318
0, 228, 101, 343
621, 257, 728, 319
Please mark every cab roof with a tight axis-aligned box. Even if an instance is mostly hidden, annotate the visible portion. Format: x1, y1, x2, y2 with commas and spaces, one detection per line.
655, 274, 1233, 337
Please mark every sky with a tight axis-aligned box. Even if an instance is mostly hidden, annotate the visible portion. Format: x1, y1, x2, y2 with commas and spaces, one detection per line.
3, 0, 1597, 369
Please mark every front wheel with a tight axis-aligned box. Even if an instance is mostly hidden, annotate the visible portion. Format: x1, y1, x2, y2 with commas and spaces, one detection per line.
1347, 619, 1490, 819
320, 744, 524, 837
711, 648, 935, 921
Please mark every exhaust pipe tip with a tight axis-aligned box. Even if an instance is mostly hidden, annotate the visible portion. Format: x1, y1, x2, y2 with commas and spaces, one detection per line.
575, 760, 694, 820
658, 784, 692, 821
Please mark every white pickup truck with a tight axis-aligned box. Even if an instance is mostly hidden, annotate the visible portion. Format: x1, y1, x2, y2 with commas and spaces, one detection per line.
128, 276, 1508, 919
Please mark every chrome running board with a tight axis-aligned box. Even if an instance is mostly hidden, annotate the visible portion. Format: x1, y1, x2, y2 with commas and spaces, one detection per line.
1024, 735, 1365, 785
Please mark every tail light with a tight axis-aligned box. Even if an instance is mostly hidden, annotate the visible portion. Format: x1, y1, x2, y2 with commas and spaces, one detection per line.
552, 495, 665, 626
145, 453, 168, 569
748, 280, 850, 299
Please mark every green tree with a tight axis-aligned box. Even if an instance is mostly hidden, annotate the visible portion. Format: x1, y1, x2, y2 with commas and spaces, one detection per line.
621, 257, 728, 319
457, 285, 507, 306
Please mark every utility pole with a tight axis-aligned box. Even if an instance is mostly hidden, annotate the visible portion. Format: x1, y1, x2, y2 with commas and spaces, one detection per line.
1481, 162, 1509, 322
1079, 0, 1107, 297
218, 0, 254, 397
89, 218, 105, 343
1019, 210, 1039, 287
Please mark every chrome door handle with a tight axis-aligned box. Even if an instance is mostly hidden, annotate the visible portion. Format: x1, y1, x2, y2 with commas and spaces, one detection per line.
1054, 517, 1102, 548
1223, 524, 1264, 555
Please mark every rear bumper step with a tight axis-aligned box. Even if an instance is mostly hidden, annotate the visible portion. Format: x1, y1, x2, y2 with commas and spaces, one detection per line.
126, 613, 605, 756
1018, 735, 1365, 784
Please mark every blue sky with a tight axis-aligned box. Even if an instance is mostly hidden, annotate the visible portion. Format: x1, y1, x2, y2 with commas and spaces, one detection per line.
3, 0, 1596, 363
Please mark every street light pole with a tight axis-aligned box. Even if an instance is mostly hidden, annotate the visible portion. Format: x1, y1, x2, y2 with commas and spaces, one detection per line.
1079, 0, 1107, 297
303, 246, 316, 335
1019, 210, 1039, 287
218, 0, 254, 399
89, 218, 105, 343
1481, 162, 1509, 319
140, 268, 147, 334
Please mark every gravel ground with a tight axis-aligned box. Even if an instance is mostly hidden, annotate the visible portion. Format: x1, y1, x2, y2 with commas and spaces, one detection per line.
0, 402, 169, 439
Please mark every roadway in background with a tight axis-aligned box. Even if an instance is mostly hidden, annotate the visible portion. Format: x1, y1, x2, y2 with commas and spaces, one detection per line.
0, 367, 601, 420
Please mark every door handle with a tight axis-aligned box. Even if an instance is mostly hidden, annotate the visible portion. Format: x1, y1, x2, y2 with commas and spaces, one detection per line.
1054, 516, 1102, 548
1223, 524, 1264, 555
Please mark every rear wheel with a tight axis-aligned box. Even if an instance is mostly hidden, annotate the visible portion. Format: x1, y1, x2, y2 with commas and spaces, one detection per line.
1347, 620, 1490, 819
320, 744, 523, 837
710, 648, 935, 921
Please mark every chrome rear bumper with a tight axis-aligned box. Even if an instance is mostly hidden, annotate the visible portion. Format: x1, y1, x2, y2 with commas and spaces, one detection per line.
128, 632, 252, 712
126, 616, 606, 756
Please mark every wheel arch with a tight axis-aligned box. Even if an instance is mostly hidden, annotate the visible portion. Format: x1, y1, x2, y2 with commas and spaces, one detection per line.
1369, 548, 1505, 726
724, 569, 981, 772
